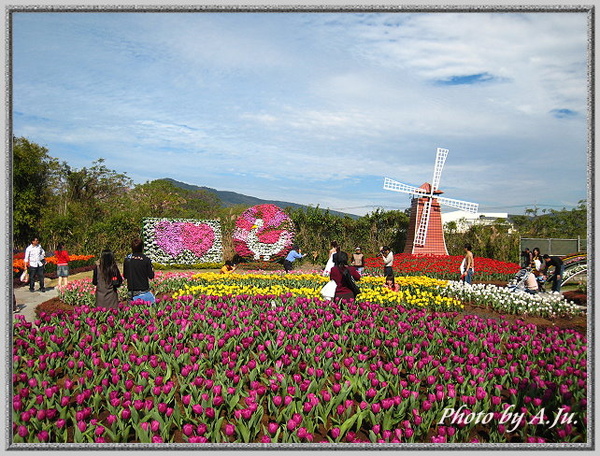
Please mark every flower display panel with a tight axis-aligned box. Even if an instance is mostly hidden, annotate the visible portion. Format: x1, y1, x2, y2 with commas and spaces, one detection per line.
232, 204, 295, 261
143, 218, 223, 265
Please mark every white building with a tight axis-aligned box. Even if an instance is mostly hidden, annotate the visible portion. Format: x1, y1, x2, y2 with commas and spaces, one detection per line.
442, 210, 513, 232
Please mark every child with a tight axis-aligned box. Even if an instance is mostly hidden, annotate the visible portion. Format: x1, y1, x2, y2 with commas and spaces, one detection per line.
384, 275, 400, 292
54, 242, 70, 288
220, 260, 237, 274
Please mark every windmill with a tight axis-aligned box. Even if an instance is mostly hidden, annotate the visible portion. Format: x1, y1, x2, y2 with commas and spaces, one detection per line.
383, 148, 478, 255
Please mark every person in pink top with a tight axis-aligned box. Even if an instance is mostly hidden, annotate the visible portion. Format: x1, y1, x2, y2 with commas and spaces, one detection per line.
54, 242, 70, 288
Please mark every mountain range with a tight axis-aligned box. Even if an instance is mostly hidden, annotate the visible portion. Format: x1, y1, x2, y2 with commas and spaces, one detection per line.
162, 178, 358, 218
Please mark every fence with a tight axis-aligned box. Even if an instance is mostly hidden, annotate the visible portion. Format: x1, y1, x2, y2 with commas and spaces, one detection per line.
520, 237, 587, 258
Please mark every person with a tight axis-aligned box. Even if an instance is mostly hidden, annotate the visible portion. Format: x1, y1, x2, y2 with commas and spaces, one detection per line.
24, 237, 46, 292
384, 275, 400, 292
92, 249, 123, 309
284, 245, 305, 273
13, 291, 18, 313
123, 238, 156, 303
521, 248, 533, 268
351, 247, 365, 274
220, 260, 237, 274
379, 246, 394, 278
329, 251, 361, 303
524, 269, 540, 294
543, 254, 564, 293
463, 244, 475, 285
531, 247, 542, 270
323, 241, 339, 276
54, 242, 70, 288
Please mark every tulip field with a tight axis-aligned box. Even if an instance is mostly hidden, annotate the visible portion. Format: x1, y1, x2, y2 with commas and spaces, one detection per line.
12, 269, 588, 446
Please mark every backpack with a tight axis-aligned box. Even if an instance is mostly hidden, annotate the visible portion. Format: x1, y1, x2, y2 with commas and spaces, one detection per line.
342, 268, 360, 297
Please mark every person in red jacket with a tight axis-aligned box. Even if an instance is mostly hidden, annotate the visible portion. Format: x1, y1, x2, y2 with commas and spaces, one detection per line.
329, 251, 361, 304
54, 242, 70, 288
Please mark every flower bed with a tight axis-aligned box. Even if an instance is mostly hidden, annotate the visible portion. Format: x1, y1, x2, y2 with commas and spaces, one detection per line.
13, 255, 96, 276
364, 254, 520, 282
56, 271, 583, 319
440, 282, 583, 319
57, 272, 198, 306
12, 292, 587, 444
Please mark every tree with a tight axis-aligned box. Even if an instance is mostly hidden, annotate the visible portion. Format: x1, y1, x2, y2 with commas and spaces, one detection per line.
40, 159, 133, 255
511, 201, 587, 238
12, 137, 60, 248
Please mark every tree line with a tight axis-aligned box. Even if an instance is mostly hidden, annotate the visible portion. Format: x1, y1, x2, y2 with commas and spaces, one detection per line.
13, 136, 587, 264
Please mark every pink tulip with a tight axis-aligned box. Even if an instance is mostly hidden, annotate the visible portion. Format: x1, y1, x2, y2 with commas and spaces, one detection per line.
224, 423, 236, 436
183, 424, 194, 436
192, 404, 203, 414
258, 420, 275, 435
17, 425, 28, 438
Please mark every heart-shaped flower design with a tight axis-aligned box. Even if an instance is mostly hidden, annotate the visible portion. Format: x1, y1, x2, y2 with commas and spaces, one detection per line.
155, 220, 215, 258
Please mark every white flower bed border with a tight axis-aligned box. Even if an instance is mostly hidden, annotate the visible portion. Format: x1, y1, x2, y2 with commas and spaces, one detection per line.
439, 280, 584, 318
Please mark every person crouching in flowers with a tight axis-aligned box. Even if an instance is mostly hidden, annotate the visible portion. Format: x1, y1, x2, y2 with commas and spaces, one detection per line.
330, 251, 361, 304
92, 249, 123, 309
284, 245, 305, 273
384, 275, 400, 292
220, 260, 237, 274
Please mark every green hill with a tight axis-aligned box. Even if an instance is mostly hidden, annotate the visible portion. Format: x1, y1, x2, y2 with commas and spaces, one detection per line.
161, 178, 358, 218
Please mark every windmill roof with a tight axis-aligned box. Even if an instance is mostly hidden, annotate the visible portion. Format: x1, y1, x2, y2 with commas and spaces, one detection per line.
418, 182, 444, 195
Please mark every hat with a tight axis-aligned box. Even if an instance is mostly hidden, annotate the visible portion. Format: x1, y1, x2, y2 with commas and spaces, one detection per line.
355, 247, 361, 251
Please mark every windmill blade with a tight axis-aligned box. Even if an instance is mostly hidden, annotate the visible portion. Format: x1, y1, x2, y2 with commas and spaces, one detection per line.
414, 197, 432, 246
430, 148, 449, 192
437, 196, 479, 213
383, 177, 427, 196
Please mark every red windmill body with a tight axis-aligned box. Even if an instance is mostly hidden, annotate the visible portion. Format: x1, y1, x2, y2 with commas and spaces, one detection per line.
384, 148, 479, 256
403, 183, 449, 255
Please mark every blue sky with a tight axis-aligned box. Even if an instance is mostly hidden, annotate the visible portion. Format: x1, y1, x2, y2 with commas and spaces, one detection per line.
11, 10, 590, 216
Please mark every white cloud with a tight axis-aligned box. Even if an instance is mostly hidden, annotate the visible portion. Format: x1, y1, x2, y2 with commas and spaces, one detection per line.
11, 11, 588, 216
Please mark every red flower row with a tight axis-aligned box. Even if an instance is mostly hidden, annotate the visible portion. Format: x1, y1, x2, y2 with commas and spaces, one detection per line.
364, 253, 520, 277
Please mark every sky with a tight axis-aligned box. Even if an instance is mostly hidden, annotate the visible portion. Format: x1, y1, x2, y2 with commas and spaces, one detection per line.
11, 8, 590, 217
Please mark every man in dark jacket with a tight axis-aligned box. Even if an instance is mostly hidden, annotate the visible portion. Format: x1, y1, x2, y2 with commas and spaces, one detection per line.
542, 254, 564, 293
123, 238, 155, 303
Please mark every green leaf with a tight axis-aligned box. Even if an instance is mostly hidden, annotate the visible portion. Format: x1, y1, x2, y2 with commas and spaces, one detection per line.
339, 412, 360, 435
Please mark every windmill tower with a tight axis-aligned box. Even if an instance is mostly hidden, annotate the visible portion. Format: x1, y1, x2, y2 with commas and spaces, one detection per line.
383, 148, 478, 255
